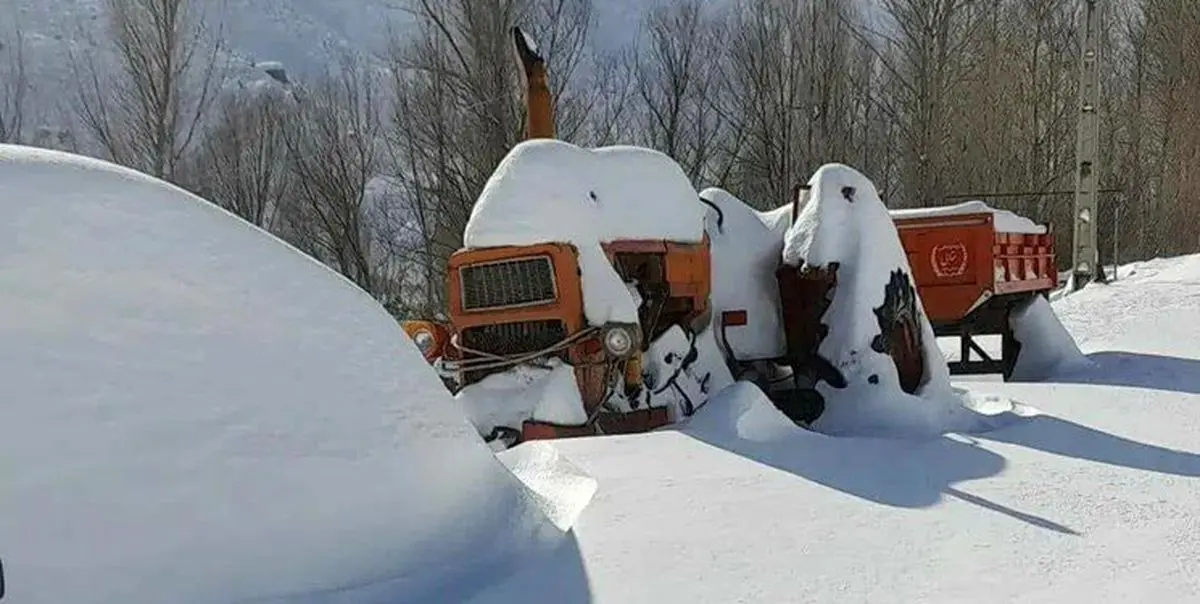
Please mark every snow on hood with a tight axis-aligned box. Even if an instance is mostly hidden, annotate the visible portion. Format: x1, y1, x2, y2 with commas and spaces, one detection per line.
0, 145, 573, 603
462, 139, 707, 326
889, 200, 1047, 234
700, 187, 787, 361
782, 163, 1009, 437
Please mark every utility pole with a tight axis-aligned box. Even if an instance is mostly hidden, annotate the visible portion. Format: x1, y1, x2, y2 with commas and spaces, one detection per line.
1072, 0, 1106, 290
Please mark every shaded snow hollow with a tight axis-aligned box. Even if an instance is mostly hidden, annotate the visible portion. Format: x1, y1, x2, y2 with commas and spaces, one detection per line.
783, 164, 1023, 437
0, 145, 586, 603
462, 139, 707, 326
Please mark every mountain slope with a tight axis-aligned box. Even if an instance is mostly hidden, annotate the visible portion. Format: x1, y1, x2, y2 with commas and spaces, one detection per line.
2, 0, 665, 135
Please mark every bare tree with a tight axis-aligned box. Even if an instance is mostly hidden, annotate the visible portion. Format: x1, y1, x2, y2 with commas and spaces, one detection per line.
70, 0, 227, 180
283, 55, 385, 295
713, 0, 871, 208
860, 0, 987, 206
633, 0, 725, 184
192, 90, 295, 230
376, 0, 598, 314
0, 25, 28, 143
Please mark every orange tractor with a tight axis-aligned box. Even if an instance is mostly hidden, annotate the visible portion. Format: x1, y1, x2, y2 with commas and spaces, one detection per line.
403, 28, 712, 446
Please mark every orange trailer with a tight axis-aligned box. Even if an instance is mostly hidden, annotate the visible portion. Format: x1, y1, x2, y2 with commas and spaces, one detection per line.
894, 211, 1058, 378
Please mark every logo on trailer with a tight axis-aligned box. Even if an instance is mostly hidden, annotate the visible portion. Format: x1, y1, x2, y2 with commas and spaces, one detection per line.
931, 243, 968, 278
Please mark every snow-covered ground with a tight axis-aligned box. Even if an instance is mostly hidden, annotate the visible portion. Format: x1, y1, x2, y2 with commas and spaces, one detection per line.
5, 142, 1200, 603
480, 255, 1200, 602
0, 145, 586, 603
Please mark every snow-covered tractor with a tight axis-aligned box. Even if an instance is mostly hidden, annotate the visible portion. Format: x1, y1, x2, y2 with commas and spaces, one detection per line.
704, 181, 1059, 428
402, 25, 1062, 444
401, 28, 717, 447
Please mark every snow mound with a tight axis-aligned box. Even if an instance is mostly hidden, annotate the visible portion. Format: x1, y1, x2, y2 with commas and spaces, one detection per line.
1054, 254, 1200, 358
783, 164, 1014, 437
700, 187, 787, 361
0, 145, 566, 603
462, 139, 706, 325
643, 325, 736, 420
889, 200, 1048, 234
497, 442, 598, 532
682, 381, 810, 443
456, 359, 587, 442
757, 203, 794, 237
1009, 295, 1092, 381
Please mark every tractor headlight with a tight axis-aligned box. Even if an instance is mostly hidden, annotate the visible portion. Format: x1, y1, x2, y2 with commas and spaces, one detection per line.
413, 329, 436, 356
601, 323, 641, 359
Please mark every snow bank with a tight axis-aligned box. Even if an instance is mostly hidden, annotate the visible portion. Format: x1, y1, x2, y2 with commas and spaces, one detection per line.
783, 164, 1006, 437
0, 145, 568, 603
509, 382, 1200, 604
1053, 254, 1200, 358
682, 381, 810, 443
456, 359, 587, 439
889, 200, 1047, 234
1009, 295, 1092, 381
700, 187, 787, 361
497, 442, 598, 532
462, 139, 706, 325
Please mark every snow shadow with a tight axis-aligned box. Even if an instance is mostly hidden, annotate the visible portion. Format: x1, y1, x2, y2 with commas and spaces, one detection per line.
248, 531, 594, 604
460, 530, 594, 604
681, 423, 1078, 535
1051, 352, 1200, 395
979, 413, 1200, 478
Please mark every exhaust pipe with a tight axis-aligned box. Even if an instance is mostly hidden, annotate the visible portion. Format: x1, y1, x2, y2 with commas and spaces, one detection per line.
512, 26, 555, 140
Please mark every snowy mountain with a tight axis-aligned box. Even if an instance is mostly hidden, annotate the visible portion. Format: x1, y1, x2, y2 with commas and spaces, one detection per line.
2, 0, 669, 134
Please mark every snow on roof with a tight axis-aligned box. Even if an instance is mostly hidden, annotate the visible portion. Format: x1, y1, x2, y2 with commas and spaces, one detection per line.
889, 200, 1047, 234
462, 139, 707, 326
0, 144, 571, 602
463, 139, 705, 249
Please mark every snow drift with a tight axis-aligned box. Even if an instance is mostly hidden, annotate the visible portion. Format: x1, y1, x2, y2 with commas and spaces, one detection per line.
461, 139, 706, 326
782, 163, 1018, 437
0, 145, 573, 603
700, 187, 787, 362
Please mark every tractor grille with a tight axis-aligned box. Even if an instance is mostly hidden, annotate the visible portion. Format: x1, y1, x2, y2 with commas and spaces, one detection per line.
460, 320, 569, 358
459, 256, 557, 311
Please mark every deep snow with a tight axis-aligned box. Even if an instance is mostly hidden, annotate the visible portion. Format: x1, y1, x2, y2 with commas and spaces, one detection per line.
8, 138, 1200, 604
1031, 254, 1200, 394
480, 253, 1200, 603
484, 379, 1200, 603
0, 144, 576, 603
